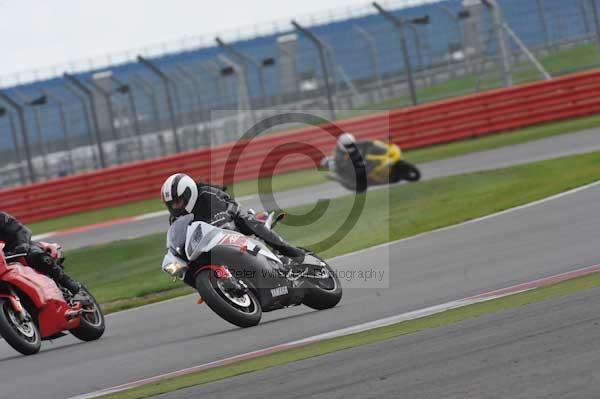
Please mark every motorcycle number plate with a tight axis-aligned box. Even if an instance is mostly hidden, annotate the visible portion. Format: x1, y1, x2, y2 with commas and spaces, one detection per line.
270, 286, 288, 297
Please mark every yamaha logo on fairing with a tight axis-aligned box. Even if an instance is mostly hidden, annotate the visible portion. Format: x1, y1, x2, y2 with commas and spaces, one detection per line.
270, 286, 288, 297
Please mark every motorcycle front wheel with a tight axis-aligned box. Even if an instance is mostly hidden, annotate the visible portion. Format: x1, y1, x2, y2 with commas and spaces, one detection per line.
0, 298, 41, 355
69, 285, 105, 342
195, 270, 262, 328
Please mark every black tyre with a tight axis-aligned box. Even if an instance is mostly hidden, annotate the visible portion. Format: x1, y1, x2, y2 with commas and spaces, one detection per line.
195, 270, 262, 328
0, 298, 41, 355
303, 261, 343, 310
69, 286, 105, 342
393, 161, 421, 182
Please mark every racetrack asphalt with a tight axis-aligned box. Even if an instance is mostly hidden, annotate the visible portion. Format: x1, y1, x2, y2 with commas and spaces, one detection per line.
48, 127, 600, 251
1, 154, 599, 399
154, 286, 600, 399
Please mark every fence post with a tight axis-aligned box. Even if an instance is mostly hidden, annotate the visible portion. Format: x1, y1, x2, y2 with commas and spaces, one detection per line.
64, 73, 108, 168
0, 90, 36, 182
88, 79, 119, 143
535, 0, 551, 51
216, 37, 267, 107
292, 20, 336, 120
482, 0, 513, 87
405, 24, 424, 70
2, 110, 27, 185
63, 82, 99, 169
199, 61, 227, 103
353, 25, 385, 101
43, 90, 75, 175
372, 2, 418, 106
589, 0, 600, 52
111, 76, 145, 159
176, 65, 205, 116
218, 54, 256, 132
131, 73, 162, 130
137, 55, 181, 153
13, 91, 50, 179
436, 4, 475, 73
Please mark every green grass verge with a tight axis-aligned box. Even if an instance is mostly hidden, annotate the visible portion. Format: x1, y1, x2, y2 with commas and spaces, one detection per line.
29, 110, 600, 235
66, 151, 600, 311
99, 265, 600, 399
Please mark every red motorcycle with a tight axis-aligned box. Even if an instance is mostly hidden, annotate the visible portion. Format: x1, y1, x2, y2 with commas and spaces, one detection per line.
0, 242, 105, 355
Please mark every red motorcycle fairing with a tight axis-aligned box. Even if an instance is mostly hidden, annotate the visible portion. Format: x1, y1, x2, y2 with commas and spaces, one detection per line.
0, 260, 80, 338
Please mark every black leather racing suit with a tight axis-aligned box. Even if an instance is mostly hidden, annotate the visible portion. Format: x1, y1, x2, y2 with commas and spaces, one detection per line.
0, 212, 31, 255
0, 212, 80, 292
187, 183, 304, 259
334, 140, 379, 179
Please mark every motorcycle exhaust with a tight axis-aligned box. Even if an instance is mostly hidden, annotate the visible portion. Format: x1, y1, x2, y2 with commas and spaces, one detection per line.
65, 309, 84, 321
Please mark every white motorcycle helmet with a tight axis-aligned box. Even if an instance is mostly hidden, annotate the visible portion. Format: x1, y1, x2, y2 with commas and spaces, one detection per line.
337, 132, 356, 148
161, 173, 198, 218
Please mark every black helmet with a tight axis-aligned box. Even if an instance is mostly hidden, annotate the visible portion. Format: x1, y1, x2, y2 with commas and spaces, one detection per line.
161, 173, 198, 218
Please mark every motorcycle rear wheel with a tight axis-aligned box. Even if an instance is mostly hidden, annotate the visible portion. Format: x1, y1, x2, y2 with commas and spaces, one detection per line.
392, 161, 421, 182
0, 298, 41, 355
196, 270, 262, 328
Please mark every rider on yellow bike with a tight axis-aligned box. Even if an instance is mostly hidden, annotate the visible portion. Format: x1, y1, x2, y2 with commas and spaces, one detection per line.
321, 133, 420, 192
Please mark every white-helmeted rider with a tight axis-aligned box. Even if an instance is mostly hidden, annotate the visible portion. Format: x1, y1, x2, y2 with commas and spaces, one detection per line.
160, 173, 305, 263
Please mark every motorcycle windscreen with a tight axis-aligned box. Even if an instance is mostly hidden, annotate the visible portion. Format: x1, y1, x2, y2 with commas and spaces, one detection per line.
166, 214, 194, 259
185, 221, 228, 262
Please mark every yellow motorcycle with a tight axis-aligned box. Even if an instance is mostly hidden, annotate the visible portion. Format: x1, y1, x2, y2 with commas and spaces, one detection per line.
320, 134, 420, 192
362, 140, 421, 185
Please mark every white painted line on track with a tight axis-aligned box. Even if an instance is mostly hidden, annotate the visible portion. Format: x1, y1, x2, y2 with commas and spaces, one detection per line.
131, 210, 169, 221
69, 262, 600, 399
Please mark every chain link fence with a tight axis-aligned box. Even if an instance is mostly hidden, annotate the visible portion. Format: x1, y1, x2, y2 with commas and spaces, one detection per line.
1, 0, 599, 188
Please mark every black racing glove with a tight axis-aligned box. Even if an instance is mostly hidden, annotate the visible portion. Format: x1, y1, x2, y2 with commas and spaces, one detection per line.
27, 246, 60, 276
210, 211, 234, 226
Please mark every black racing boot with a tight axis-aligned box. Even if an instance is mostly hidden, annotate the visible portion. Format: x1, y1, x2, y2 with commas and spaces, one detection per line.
28, 249, 83, 296
56, 272, 81, 295
281, 252, 306, 274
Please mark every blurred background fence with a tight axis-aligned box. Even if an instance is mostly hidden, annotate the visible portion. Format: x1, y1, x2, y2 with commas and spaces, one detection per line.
1, 0, 599, 188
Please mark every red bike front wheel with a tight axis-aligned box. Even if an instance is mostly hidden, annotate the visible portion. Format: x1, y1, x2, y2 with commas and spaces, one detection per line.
0, 298, 41, 356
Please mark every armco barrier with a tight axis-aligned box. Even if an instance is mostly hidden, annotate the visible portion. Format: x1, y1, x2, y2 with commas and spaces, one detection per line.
2, 68, 600, 223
